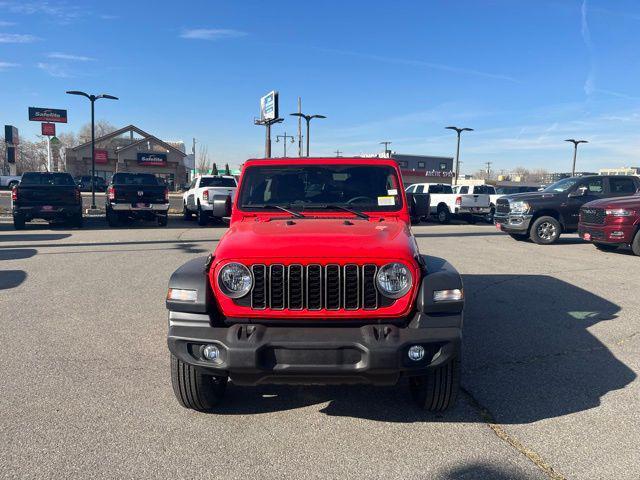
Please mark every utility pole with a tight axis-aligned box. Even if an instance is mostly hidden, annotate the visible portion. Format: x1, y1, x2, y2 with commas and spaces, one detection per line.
564, 139, 588, 176
380, 141, 392, 157
254, 117, 284, 158
297, 97, 303, 157
445, 126, 474, 186
334, 149, 342, 157
485, 161, 492, 179
276, 131, 295, 157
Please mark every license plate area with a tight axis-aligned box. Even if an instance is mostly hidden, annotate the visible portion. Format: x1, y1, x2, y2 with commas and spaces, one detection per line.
134, 203, 149, 208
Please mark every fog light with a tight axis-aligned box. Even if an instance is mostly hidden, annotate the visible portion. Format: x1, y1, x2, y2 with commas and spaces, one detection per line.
202, 344, 220, 361
408, 345, 425, 362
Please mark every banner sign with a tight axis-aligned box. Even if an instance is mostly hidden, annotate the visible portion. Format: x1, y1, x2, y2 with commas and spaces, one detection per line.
95, 149, 109, 164
41, 123, 56, 136
260, 91, 278, 121
137, 152, 167, 166
4, 125, 19, 145
28, 107, 68, 123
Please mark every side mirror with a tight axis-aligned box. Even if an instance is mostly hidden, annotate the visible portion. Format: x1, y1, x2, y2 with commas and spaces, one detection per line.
406, 192, 430, 220
569, 186, 588, 198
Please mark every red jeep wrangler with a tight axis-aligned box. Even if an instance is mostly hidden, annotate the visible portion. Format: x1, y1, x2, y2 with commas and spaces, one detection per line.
166, 157, 462, 412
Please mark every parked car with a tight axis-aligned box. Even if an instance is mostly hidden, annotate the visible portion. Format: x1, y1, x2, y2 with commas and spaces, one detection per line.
11, 172, 82, 229
165, 157, 454, 413
495, 175, 640, 244
106, 172, 169, 227
182, 175, 237, 225
75, 175, 107, 192
0, 174, 21, 189
406, 182, 490, 223
579, 194, 640, 255
453, 184, 541, 222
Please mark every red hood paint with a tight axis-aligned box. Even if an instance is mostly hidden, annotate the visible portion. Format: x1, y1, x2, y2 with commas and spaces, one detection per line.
584, 194, 640, 209
214, 217, 417, 261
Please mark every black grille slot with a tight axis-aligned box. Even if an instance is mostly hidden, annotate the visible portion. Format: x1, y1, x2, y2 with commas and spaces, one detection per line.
325, 265, 341, 310
288, 265, 304, 310
580, 207, 606, 225
343, 265, 360, 309
496, 199, 510, 214
251, 265, 267, 309
269, 264, 285, 309
247, 263, 382, 311
362, 265, 378, 309
307, 265, 322, 310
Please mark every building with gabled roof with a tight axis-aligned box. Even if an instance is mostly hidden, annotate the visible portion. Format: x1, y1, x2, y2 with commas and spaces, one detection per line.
66, 125, 188, 190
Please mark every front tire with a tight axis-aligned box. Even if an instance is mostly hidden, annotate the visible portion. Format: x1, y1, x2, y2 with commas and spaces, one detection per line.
631, 230, 640, 256
530, 216, 561, 245
410, 359, 460, 411
170, 354, 227, 412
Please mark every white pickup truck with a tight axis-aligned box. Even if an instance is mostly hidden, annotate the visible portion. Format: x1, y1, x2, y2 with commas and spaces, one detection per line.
406, 182, 491, 224
453, 183, 541, 222
182, 175, 238, 225
0, 175, 21, 189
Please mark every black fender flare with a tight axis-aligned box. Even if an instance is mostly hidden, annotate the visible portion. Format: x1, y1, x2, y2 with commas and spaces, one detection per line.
166, 255, 214, 314
415, 255, 464, 314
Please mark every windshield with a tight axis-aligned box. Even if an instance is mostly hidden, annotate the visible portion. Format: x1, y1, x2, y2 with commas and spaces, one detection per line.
543, 178, 580, 193
238, 164, 402, 212
21, 172, 75, 186
112, 173, 160, 186
200, 177, 237, 188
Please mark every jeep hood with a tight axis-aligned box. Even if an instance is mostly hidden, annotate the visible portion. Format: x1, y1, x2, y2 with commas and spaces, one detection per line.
214, 217, 418, 261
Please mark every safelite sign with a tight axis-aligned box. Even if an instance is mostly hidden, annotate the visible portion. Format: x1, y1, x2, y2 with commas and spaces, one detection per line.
28, 107, 68, 123
137, 152, 167, 166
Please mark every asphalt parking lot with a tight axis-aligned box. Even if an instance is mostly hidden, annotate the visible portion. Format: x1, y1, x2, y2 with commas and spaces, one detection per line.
1, 219, 638, 479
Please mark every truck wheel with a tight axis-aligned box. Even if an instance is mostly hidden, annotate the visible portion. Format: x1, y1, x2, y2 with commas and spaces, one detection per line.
631, 231, 640, 256
157, 214, 168, 227
13, 213, 26, 230
486, 206, 495, 223
437, 206, 451, 224
69, 213, 83, 228
197, 205, 208, 226
8, 180, 18, 189
530, 216, 561, 245
465, 214, 477, 225
509, 233, 529, 241
170, 354, 227, 412
106, 208, 119, 228
594, 242, 617, 252
183, 203, 192, 220
409, 359, 460, 411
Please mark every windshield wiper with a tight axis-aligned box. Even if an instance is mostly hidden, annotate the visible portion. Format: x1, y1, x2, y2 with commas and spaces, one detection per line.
320, 204, 369, 219
262, 204, 306, 218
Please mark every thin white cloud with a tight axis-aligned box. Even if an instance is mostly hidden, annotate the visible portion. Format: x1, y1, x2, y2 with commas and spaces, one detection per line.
0, 61, 19, 70
180, 28, 247, 40
0, 20, 16, 26
316, 47, 518, 83
0, 32, 38, 43
582, 0, 596, 96
100, 14, 118, 20
48, 52, 95, 61
2, 1, 83, 23
37, 62, 70, 78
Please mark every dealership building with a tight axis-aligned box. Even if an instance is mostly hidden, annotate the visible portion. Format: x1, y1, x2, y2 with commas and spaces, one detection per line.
66, 125, 188, 190
366, 152, 454, 185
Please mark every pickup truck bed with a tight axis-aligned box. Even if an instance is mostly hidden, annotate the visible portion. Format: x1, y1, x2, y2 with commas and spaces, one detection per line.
106, 173, 169, 227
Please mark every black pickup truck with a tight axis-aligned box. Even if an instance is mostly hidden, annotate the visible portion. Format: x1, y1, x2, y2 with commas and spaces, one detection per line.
495, 175, 640, 244
106, 172, 169, 227
11, 172, 83, 230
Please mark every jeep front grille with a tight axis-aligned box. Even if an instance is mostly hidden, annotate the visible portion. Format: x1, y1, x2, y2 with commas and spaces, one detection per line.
249, 264, 380, 310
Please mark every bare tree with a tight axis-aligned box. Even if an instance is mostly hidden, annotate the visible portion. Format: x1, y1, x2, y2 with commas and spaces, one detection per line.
78, 120, 117, 144
472, 169, 490, 181
197, 145, 210, 174
15, 139, 48, 173
53, 132, 79, 172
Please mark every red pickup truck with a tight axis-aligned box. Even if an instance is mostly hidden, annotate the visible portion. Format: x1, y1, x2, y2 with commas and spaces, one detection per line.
165, 157, 465, 413
579, 195, 640, 255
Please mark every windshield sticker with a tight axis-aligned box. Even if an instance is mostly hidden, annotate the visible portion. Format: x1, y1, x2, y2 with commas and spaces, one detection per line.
387, 189, 398, 195
377, 196, 395, 206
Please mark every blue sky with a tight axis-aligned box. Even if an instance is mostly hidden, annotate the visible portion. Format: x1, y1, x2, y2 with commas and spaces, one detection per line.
2, 0, 640, 173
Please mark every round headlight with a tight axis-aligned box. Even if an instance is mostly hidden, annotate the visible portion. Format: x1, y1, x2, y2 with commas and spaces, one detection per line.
217, 263, 252, 298
376, 262, 413, 299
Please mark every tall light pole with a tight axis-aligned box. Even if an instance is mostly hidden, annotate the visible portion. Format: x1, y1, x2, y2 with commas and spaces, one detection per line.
445, 126, 473, 185
290, 112, 326, 156
380, 141, 392, 157
275, 132, 295, 157
565, 139, 588, 176
66, 90, 118, 210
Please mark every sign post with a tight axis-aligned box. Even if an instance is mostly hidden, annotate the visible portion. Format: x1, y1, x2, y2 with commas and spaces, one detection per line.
4, 125, 19, 175
28, 107, 67, 172
254, 91, 283, 158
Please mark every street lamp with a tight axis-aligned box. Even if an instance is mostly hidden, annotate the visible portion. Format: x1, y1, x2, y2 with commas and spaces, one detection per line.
275, 132, 295, 157
564, 139, 588, 176
380, 141, 392, 156
290, 112, 326, 156
445, 126, 474, 185
66, 90, 118, 210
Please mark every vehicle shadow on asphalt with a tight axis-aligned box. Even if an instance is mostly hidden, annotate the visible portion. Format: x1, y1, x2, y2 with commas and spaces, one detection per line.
0, 218, 227, 232
213, 274, 634, 424
413, 232, 504, 238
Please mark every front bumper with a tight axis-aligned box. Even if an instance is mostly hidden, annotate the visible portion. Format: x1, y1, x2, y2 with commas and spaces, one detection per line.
168, 318, 461, 386
110, 203, 169, 212
494, 212, 533, 233
579, 224, 637, 244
